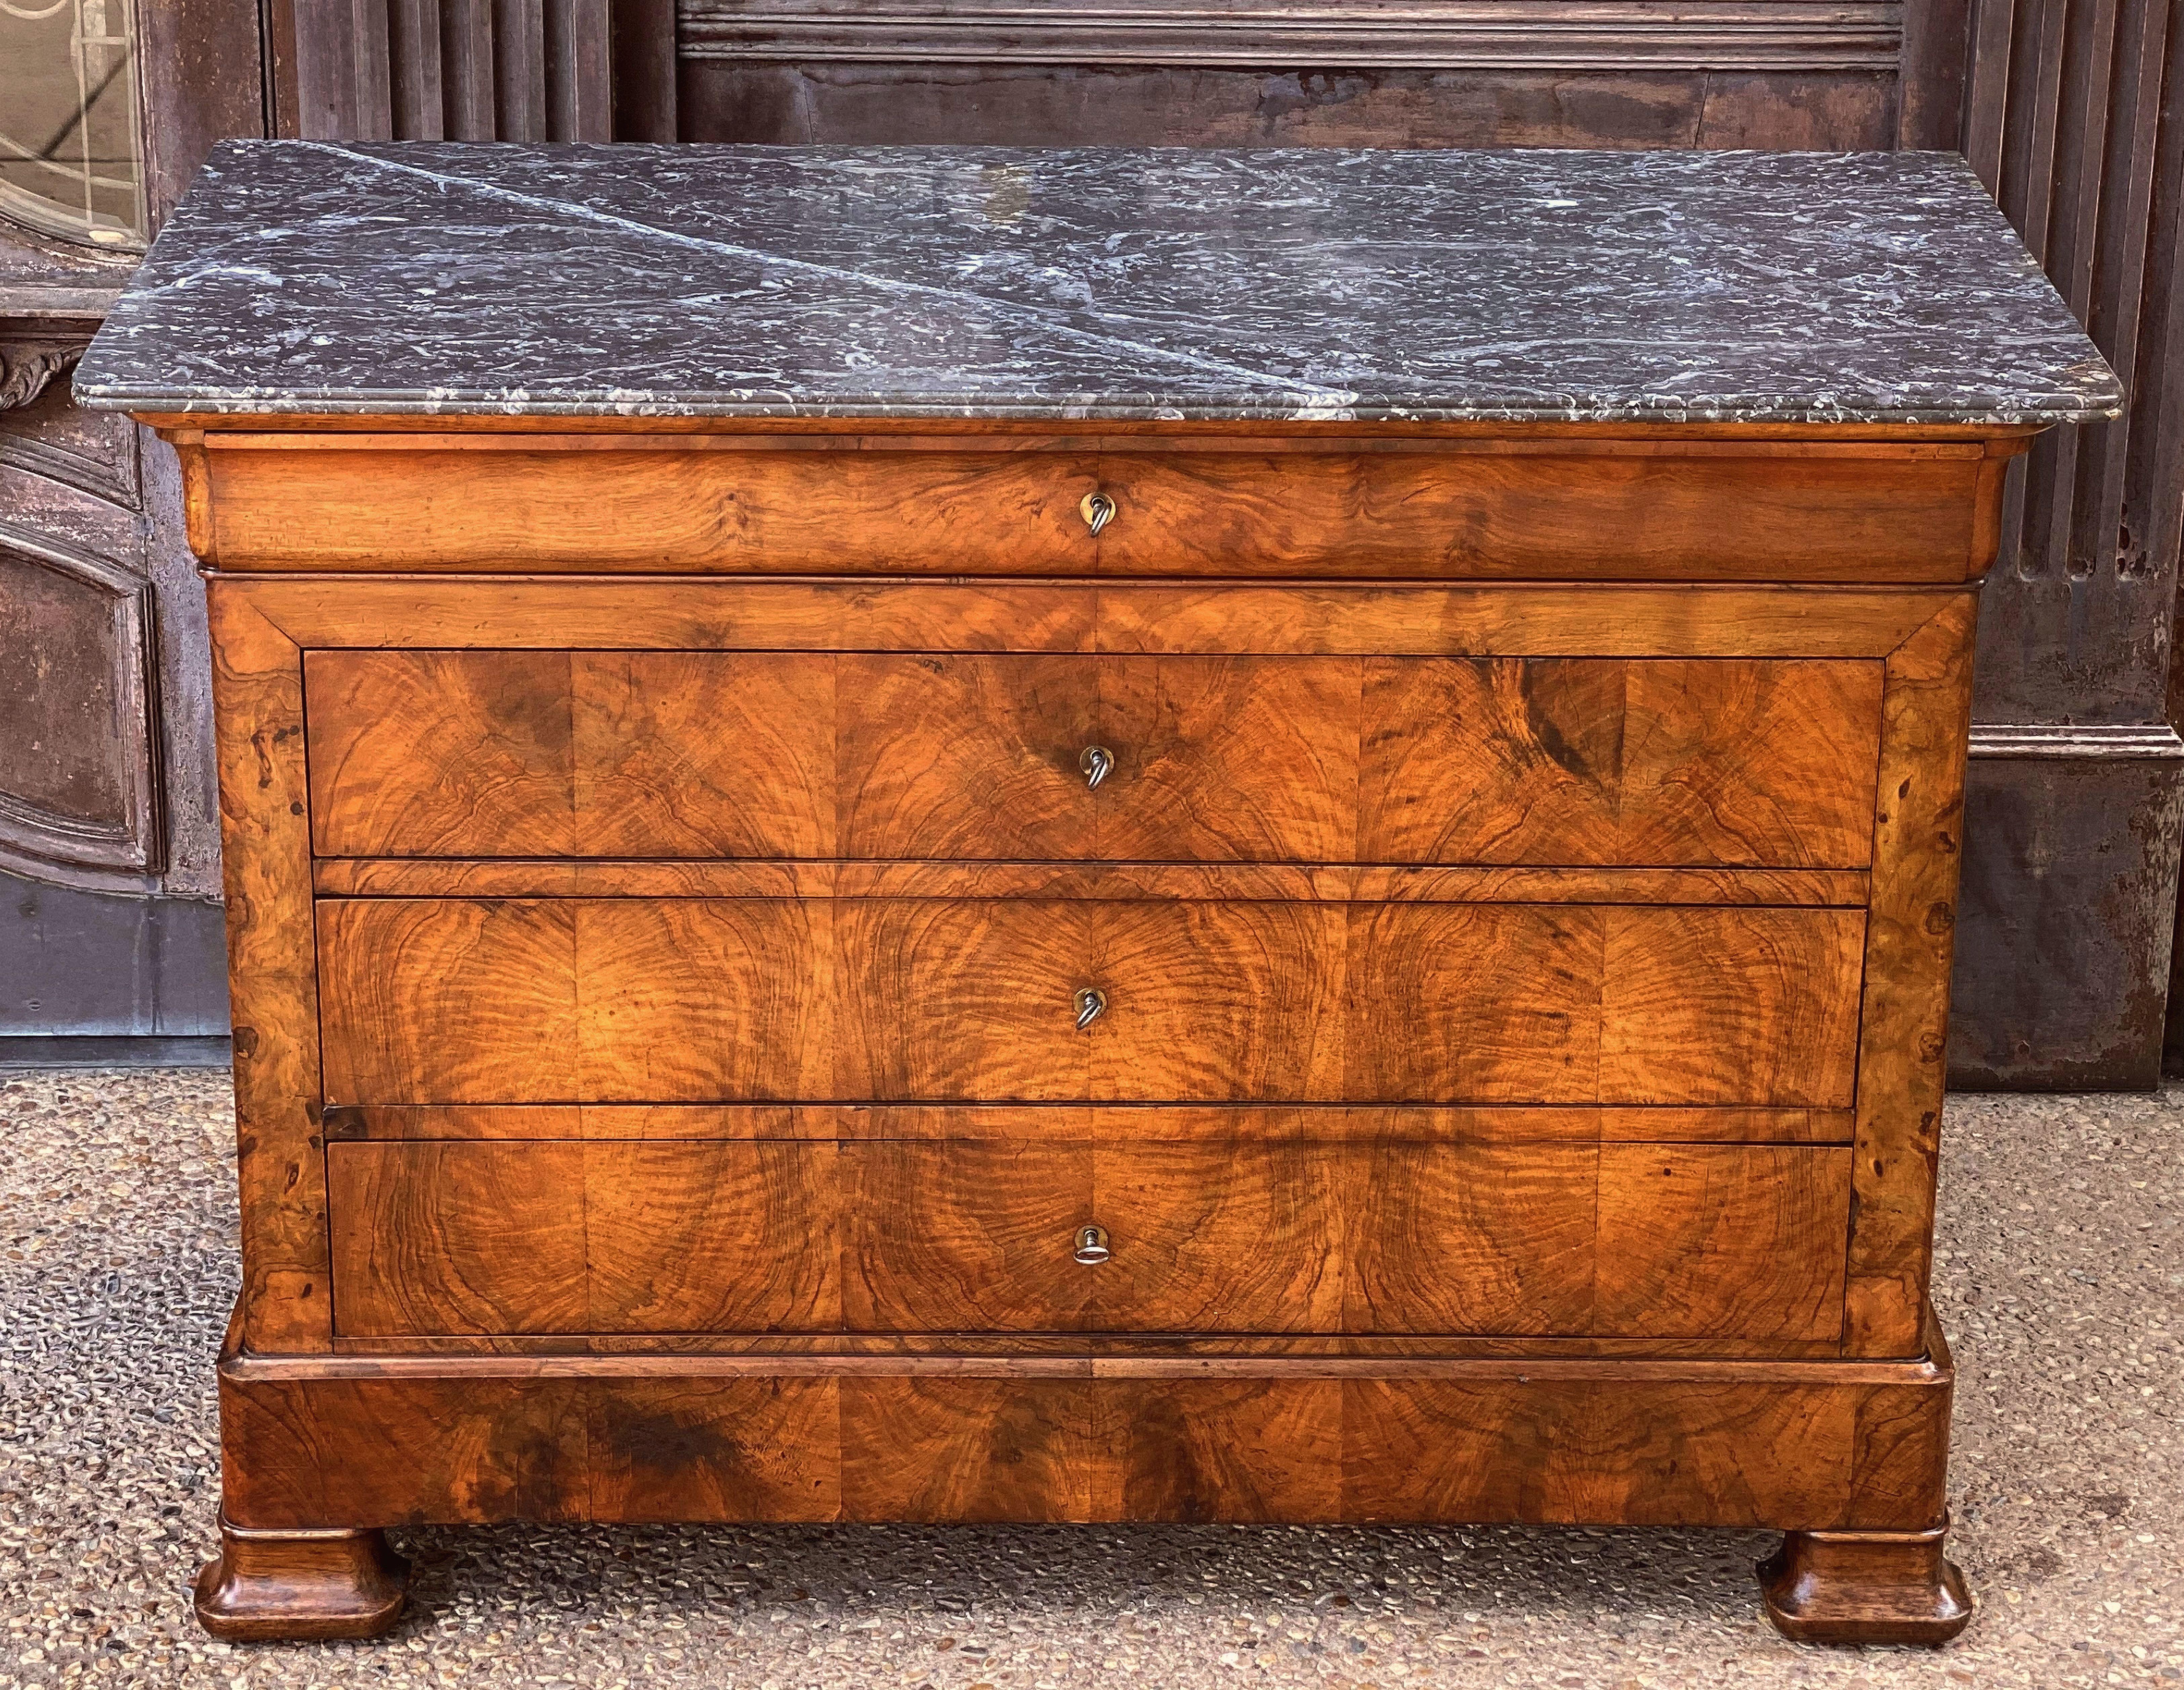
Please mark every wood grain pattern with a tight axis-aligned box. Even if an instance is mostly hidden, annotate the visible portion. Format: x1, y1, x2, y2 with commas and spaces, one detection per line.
199, 443, 1100, 572
1344, 1145, 1598, 1334
1357, 658, 1882, 866
307, 651, 835, 858
1339, 1374, 1856, 1524
193, 438, 1986, 580
236, 573, 1957, 658
328, 1141, 593, 1335
190, 417, 1993, 1613
193, 1521, 408, 1642
1343, 903, 1597, 1101
319, 897, 1863, 1106
575, 653, 836, 857
833, 899, 1092, 1099
1844, 596, 1977, 1356
328, 1141, 840, 1337
325, 1139, 1847, 1341
1094, 581, 1959, 657
836, 655, 1089, 859
1758, 1522, 1972, 1645
214, 1309, 1957, 1529
318, 899, 582, 1102
588, 1380, 841, 1522
1094, 449, 1986, 580
1091, 900, 1349, 1100
310, 857, 1872, 906
840, 1379, 1098, 1520
1094, 657, 1359, 860
842, 1140, 1096, 1332
1594, 1147, 1854, 1340
307, 649, 1877, 866
205, 581, 329, 1352
305, 650, 578, 857
573, 899, 838, 1100
1112, 1380, 1345, 1522
579, 1144, 841, 1332
1597, 908, 1867, 1107
1345, 904, 1863, 1106
317, 898, 836, 1102
334, 1102, 1855, 1143
838, 654, 1367, 862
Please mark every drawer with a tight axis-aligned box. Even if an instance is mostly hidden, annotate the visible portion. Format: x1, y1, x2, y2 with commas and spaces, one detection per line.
199, 439, 1988, 581
326, 1140, 1852, 1341
316, 897, 1864, 1106
304, 651, 1880, 867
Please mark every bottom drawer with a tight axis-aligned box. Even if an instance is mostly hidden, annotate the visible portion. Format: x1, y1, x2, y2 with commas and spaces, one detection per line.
326, 1139, 1851, 1343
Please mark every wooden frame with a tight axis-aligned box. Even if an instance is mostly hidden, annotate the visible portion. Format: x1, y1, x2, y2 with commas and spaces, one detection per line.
207, 567, 1978, 1369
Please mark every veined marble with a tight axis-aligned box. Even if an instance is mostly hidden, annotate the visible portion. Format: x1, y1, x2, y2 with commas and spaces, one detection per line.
75, 141, 2122, 425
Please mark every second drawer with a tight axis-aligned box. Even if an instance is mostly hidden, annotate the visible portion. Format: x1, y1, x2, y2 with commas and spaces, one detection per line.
326, 1139, 1852, 1342
317, 897, 1866, 1106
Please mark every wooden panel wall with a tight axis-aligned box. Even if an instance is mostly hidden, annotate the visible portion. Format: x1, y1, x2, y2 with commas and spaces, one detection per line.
269, 0, 633, 140
676, 2, 1924, 149
1942, 0, 2184, 1084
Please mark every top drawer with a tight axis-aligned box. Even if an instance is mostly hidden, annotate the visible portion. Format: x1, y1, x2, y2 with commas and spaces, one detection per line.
188, 438, 1996, 580
304, 651, 1881, 867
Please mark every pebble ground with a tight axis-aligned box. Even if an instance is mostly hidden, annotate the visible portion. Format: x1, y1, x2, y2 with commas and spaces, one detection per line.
1, 1068, 2175, 1687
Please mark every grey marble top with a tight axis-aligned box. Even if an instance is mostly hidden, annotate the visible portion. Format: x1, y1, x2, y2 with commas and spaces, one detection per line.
75, 140, 2121, 426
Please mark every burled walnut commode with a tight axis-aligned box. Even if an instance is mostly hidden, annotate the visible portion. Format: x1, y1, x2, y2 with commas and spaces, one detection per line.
76, 140, 2119, 1646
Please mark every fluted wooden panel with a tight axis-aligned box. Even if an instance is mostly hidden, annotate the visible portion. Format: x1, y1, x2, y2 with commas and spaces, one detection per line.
282, 0, 619, 139
1948, 0, 2184, 1085
1962, 0, 2181, 643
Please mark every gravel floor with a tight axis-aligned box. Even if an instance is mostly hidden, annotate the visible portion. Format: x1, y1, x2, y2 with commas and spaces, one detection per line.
0, 1069, 2176, 1687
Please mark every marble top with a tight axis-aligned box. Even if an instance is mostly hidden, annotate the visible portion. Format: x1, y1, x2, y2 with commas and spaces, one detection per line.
75, 140, 2121, 426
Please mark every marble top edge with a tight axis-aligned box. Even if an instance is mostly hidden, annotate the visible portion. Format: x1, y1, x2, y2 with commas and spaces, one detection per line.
75, 139, 2125, 427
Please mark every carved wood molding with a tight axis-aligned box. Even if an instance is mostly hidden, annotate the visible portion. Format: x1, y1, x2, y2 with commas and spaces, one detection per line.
678, 0, 1906, 69
0, 343, 85, 411
0, 521, 164, 888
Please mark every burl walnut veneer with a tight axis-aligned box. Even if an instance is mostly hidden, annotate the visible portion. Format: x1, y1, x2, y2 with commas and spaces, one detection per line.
75, 141, 2123, 1646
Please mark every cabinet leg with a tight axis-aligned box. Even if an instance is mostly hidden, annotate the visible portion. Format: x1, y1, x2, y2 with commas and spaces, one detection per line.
1758, 1520, 1971, 1646
193, 1515, 409, 1642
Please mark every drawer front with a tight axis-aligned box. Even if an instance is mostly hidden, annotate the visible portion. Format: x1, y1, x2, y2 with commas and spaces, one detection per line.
305, 650, 1880, 868
326, 1139, 1851, 1340
317, 897, 1863, 1106
202, 441, 1985, 581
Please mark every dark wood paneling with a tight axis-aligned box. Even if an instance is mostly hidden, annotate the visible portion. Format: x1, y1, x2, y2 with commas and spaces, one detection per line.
1957, 742, 2184, 1086
0, 534, 159, 877
612, 0, 679, 138
679, 64, 1897, 151
1953, 0, 2184, 1078
677, 0, 1906, 70
278, 0, 615, 138
138, 0, 270, 224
